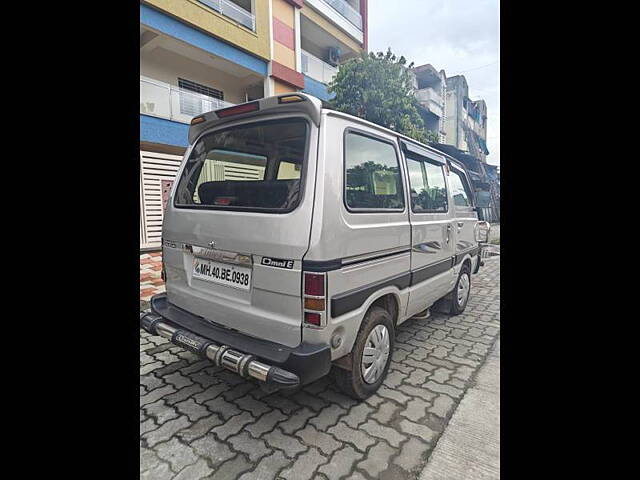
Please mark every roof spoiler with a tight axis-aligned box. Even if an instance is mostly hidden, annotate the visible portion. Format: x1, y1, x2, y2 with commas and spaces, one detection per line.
188, 93, 323, 144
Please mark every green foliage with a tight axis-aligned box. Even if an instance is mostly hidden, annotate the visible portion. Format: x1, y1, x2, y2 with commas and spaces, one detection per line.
328, 49, 438, 144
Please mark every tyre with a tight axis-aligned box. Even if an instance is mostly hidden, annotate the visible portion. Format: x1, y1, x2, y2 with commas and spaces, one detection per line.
449, 263, 472, 315
334, 306, 394, 400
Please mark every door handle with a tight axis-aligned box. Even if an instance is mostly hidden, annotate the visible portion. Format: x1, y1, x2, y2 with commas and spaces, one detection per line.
446, 224, 451, 244
457, 222, 464, 228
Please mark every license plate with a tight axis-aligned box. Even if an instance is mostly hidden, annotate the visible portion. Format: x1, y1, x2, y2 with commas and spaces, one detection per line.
192, 258, 251, 291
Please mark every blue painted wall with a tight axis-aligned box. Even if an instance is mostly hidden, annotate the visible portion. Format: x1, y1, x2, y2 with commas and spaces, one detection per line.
140, 4, 267, 76
302, 75, 335, 102
140, 115, 189, 148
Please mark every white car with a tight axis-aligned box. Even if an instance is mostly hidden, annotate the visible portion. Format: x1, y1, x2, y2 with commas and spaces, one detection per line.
140, 93, 490, 400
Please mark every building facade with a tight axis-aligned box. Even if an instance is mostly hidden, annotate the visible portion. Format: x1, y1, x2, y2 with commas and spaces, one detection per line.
140, 0, 368, 249
412, 64, 447, 143
443, 75, 489, 163
411, 66, 489, 163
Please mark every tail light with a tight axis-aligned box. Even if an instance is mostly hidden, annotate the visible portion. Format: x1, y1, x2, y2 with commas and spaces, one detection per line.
303, 272, 326, 328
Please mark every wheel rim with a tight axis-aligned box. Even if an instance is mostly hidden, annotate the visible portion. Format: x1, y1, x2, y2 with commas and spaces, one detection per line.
361, 324, 390, 384
457, 272, 470, 308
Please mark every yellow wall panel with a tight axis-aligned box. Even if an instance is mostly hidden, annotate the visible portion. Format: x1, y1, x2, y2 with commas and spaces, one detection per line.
272, 0, 295, 28
144, 0, 271, 60
273, 43, 296, 70
274, 80, 297, 94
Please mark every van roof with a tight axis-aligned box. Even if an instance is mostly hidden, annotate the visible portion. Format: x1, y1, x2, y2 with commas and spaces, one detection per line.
188, 93, 322, 144
188, 93, 469, 173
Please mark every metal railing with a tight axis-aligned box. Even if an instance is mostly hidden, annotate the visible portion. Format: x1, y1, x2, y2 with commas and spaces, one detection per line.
320, 0, 363, 29
301, 50, 338, 85
140, 77, 235, 124
197, 0, 255, 31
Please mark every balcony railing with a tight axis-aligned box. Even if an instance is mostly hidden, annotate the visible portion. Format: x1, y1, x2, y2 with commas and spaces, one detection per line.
197, 0, 255, 31
301, 50, 338, 85
320, 0, 363, 29
140, 77, 235, 125
416, 87, 444, 118
416, 87, 443, 106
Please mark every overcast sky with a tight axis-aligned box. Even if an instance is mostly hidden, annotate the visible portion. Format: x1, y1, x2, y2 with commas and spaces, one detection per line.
368, 0, 500, 166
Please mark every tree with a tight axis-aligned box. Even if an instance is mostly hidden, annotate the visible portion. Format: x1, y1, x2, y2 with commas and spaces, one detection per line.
328, 48, 439, 144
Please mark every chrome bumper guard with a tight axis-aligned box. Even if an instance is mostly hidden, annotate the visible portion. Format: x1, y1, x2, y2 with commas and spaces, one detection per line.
140, 311, 300, 388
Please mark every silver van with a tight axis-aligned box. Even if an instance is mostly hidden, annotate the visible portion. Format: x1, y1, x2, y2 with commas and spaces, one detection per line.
140, 93, 490, 400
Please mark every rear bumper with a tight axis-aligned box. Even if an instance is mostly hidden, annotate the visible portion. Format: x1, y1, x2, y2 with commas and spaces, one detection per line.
140, 294, 332, 388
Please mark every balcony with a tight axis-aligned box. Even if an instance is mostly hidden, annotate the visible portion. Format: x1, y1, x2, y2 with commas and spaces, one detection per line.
416, 87, 444, 118
140, 76, 235, 125
301, 50, 338, 85
320, 0, 363, 30
197, 0, 255, 31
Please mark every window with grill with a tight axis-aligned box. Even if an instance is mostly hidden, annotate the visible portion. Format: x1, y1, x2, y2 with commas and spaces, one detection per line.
178, 78, 224, 117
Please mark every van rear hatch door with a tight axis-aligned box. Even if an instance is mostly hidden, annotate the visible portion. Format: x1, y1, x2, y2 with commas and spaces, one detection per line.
162, 116, 317, 348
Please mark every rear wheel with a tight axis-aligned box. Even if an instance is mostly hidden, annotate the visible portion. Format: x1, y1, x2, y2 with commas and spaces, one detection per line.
334, 306, 394, 400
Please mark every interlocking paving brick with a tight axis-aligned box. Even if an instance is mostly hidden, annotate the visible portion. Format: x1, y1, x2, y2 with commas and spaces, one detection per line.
398, 419, 437, 443
400, 397, 430, 422
245, 410, 287, 437
326, 421, 377, 452
140, 460, 173, 480
228, 431, 272, 462
140, 385, 176, 408
140, 418, 158, 436
295, 425, 341, 455
164, 384, 204, 406
204, 396, 241, 421
222, 382, 257, 401
144, 399, 178, 425
404, 368, 430, 386
176, 414, 223, 442
139, 259, 501, 480
144, 416, 191, 448
140, 362, 164, 376
235, 394, 273, 417
175, 398, 209, 422
308, 404, 346, 430
192, 383, 229, 404
360, 419, 407, 447
429, 394, 456, 419
172, 458, 212, 480
164, 372, 193, 390
211, 411, 255, 441
371, 401, 400, 424
289, 391, 329, 412
140, 374, 164, 392
341, 402, 373, 429
156, 438, 199, 472
208, 455, 253, 480
356, 441, 395, 477
263, 428, 308, 458
278, 407, 316, 435
393, 437, 431, 473
190, 435, 235, 464
424, 380, 464, 399
279, 447, 328, 480
318, 445, 363, 479
238, 450, 291, 480
397, 384, 437, 402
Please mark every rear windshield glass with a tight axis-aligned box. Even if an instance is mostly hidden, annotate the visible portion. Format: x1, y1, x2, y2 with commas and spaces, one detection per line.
174, 118, 308, 212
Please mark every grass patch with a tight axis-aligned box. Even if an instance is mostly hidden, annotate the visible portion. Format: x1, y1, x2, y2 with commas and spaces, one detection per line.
489, 238, 500, 245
